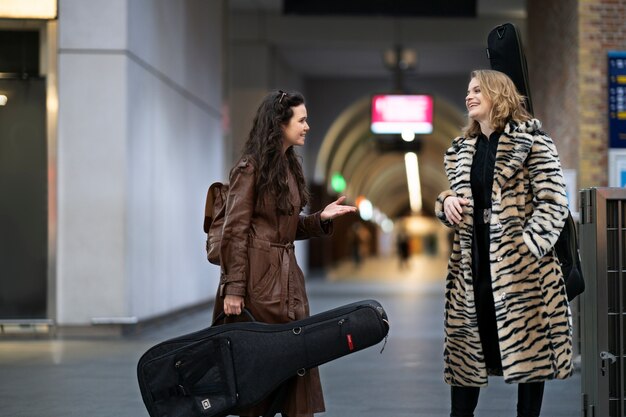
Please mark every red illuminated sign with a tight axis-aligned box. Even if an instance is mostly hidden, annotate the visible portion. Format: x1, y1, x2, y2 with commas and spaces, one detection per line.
371, 94, 434, 134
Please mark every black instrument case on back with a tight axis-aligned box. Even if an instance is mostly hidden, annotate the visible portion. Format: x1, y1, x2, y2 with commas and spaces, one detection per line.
486, 22, 534, 114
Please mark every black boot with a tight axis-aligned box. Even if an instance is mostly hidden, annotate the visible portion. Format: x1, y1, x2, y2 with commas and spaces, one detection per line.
517, 381, 545, 417
450, 386, 480, 417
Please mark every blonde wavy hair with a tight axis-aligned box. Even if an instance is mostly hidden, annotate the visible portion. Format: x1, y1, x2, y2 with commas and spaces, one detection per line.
462, 69, 532, 138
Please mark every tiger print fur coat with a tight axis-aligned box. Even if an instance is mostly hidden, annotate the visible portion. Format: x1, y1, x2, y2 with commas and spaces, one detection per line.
435, 119, 573, 386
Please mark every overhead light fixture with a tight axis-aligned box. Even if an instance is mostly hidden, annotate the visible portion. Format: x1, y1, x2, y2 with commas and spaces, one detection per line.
358, 198, 373, 221
381, 218, 394, 233
0, 0, 57, 19
383, 47, 417, 71
0, 95, 7, 106
401, 130, 415, 142
405, 152, 423, 213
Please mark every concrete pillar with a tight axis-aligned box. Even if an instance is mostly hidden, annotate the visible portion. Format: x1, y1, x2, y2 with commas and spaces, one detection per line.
56, 0, 225, 326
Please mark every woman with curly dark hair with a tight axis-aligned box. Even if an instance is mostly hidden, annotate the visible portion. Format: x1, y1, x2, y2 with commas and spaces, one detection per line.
214, 90, 356, 417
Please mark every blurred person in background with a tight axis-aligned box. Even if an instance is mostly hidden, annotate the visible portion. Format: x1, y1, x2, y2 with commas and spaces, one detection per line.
350, 222, 372, 268
396, 229, 410, 269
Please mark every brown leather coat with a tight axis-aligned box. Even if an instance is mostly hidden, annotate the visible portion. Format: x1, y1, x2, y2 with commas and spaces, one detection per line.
213, 156, 331, 417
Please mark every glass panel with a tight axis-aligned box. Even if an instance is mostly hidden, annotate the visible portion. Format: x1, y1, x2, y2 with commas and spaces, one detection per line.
608, 201, 619, 229
615, 272, 626, 312
609, 315, 617, 361
608, 351, 620, 398
622, 230, 626, 271
616, 316, 626, 354
608, 272, 619, 313
608, 230, 619, 271
609, 398, 618, 417
0, 78, 47, 319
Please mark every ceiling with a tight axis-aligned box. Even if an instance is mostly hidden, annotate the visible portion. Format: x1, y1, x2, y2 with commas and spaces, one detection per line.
229, 0, 527, 78
230, 0, 525, 16
227, 0, 528, 218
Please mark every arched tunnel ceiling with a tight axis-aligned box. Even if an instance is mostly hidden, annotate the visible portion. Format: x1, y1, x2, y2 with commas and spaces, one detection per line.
315, 96, 465, 219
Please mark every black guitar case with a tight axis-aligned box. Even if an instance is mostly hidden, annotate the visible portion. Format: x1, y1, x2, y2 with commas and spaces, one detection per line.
486, 22, 534, 114
486, 23, 585, 301
137, 299, 390, 417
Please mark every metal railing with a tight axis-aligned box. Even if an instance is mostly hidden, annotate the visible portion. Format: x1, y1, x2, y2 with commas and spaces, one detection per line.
580, 187, 626, 417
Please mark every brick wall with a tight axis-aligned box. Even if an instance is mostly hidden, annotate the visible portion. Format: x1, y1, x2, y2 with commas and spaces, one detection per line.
528, 0, 626, 188
577, 0, 626, 187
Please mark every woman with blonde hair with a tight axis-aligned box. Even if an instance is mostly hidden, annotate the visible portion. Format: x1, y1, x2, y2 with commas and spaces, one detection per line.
435, 70, 572, 417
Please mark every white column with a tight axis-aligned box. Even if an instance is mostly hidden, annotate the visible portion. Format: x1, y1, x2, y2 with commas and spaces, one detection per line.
56, 0, 225, 325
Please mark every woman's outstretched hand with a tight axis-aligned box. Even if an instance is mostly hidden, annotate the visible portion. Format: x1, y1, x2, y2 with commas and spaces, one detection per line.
320, 196, 357, 221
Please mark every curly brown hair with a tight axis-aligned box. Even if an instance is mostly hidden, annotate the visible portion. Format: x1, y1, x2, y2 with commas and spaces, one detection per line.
462, 69, 532, 138
242, 90, 310, 214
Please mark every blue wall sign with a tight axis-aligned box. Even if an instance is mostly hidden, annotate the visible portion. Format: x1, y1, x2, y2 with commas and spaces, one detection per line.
609, 51, 626, 148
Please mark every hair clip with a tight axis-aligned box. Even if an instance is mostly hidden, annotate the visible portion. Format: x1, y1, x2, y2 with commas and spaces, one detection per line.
278, 90, 287, 104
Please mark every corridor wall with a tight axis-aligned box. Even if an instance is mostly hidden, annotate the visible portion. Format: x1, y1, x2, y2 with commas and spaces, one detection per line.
56, 0, 226, 326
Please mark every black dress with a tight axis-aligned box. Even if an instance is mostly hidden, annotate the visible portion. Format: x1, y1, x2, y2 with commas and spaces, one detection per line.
470, 131, 503, 374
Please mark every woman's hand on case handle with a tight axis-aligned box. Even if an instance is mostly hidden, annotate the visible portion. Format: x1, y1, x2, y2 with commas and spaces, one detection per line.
224, 294, 245, 316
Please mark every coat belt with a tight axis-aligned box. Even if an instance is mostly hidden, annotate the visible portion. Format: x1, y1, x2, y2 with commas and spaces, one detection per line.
270, 242, 296, 320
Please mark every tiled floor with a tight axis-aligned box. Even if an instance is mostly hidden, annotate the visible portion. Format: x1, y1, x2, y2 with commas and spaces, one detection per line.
0, 259, 581, 417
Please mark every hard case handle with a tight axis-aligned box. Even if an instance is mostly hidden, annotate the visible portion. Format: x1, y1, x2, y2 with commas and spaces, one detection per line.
212, 307, 256, 326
